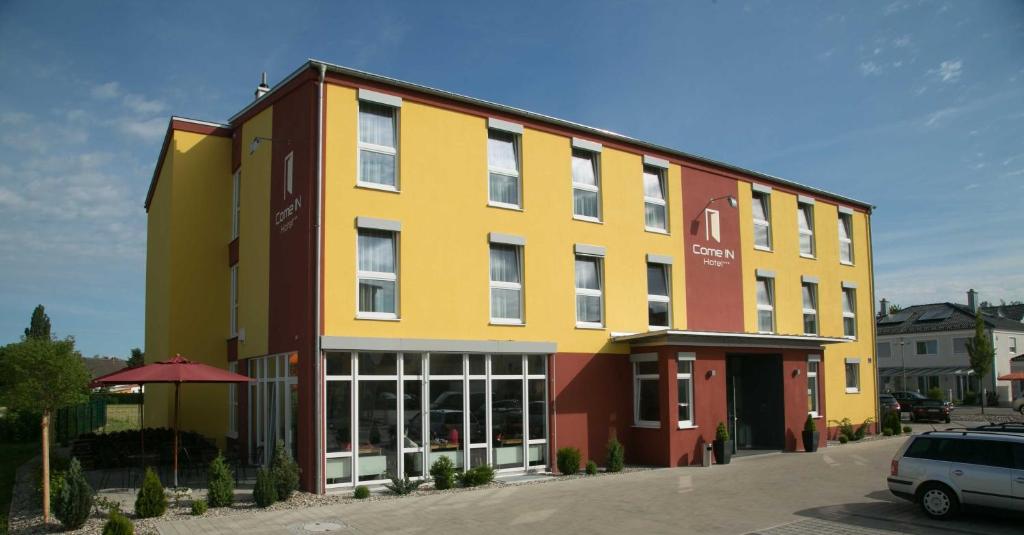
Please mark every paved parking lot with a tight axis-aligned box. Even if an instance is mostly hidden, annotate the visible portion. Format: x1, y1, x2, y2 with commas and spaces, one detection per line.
158, 426, 1021, 535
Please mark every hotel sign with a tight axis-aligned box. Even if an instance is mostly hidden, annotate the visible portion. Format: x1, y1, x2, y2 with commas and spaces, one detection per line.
274, 195, 301, 234
691, 208, 736, 269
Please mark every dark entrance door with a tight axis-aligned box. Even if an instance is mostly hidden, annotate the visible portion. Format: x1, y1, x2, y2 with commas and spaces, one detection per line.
727, 355, 784, 451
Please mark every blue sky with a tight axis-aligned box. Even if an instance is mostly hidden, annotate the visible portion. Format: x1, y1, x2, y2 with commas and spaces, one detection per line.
0, 0, 1021, 358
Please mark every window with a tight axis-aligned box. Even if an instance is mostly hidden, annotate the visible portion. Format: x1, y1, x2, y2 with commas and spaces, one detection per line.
231, 170, 241, 239
677, 354, 695, 428
647, 262, 671, 329
358, 102, 398, 188
752, 190, 771, 250
488, 129, 520, 208
845, 359, 860, 393
230, 265, 238, 336
838, 212, 853, 264
842, 287, 857, 338
643, 166, 667, 232
572, 149, 600, 221
489, 244, 523, 324
807, 356, 820, 416
284, 151, 294, 199
915, 340, 938, 356
802, 282, 818, 335
756, 276, 775, 333
357, 229, 397, 318
1011, 337, 1018, 353
632, 355, 660, 427
228, 362, 238, 437
798, 202, 815, 257
953, 337, 969, 354
877, 342, 891, 359
575, 255, 603, 327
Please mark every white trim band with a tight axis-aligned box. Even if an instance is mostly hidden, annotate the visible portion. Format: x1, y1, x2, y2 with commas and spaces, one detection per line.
630, 353, 658, 363
643, 155, 670, 169
842, 281, 858, 289
838, 206, 855, 215
756, 268, 776, 278
488, 118, 524, 135
575, 243, 606, 257
798, 195, 815, 205
677, 352, 696, 361
752, 183, 773, 194
572, 137, 602, 153
321, 335, 556, 354
356, 216, 401, 232
489, 232, 526, 246
358, 88, 402, 108
845, 357, 861, 364
647, 254, 673, 265
802, 275, 820, 284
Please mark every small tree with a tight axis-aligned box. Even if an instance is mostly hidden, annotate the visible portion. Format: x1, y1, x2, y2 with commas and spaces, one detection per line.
206, 453, 234, 507
0, 334, 89, 523
253, 468, 278, 507
605, 437, 625, 473
270, 441, 300, 500
54, 458, 92, 530
126, 347, 145, 368
429, 456, 457, 490
966, 311, 994, 413
24, 304, 52, 340
134, 468, 167, 518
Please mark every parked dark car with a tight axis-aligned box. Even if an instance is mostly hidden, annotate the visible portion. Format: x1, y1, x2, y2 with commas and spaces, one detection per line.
911, 399, 951, 423
879, 393, 900, 416
891, 391, 929, 412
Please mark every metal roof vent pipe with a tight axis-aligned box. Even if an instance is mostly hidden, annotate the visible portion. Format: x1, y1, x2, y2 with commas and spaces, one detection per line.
967, 289, 978, 312
879, 298, 889, 318
254, 72, 270, 100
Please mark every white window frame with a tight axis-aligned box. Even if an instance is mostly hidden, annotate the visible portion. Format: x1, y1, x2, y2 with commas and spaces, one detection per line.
571, 149, 601, 222
802, 281, 818, 335
842, 287, 857, 339
631, 353, 660, 428
838, 212, 854, 265
356, 100, 399, 191
356, 229, 399, 320
1011, 337, 1018, 354
752, 190, 772, 251
487, 128, 521, 210
231, 170, 241, 239
284, 151, 294, 199
489, 243, 524, 325
647, 262, 671, 330
230, 265, 238, 336
575, 254, 604, 328
798, 201, 815, 258
915, 339, 938, 356
756, 275, 775, 334
807, 356, 821, 416
845, 358, 860, 393
643, 165, 667, 233
676, 353, 695, 428
227, 361, 238, 438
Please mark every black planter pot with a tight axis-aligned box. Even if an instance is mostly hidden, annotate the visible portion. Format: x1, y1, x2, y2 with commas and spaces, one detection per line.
802, 430, 820, 452
712, 439, 732, 464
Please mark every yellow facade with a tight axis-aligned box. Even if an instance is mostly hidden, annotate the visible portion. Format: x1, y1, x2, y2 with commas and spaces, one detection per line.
237, 109, 272, 359
322, 85, 688, 355
738, 182, 877, 425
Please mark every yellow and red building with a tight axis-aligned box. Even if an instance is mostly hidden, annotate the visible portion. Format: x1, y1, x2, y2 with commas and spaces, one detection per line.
145, 60, 878, 492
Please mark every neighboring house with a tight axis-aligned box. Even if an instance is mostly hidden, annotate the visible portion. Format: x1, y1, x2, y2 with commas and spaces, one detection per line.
876, 290, 1024, 404
144, 59, 877, 493
81, 356, 139, 393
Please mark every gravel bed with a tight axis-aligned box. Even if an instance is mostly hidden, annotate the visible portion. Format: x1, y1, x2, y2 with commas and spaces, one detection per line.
951, 413, 1024, 423
7, 457, 651, 534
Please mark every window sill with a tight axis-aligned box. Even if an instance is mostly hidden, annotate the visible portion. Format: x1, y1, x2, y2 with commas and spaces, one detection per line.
490, 320, 525, 326
676, 424, 698, 430
576, 323, 605, 330
754, 246, 773, 253
648, 325, 671, 332
840, 261, 854, 267
573, 215, 603, 224
356, 182, 400, 193
845, 388, 860, 394
633, 423, 661, 429
356, 314, 400, 321
844, 336, 857, 341
487, 202, 523, 212
799, 254, 816, 260
644, 227, 669, 235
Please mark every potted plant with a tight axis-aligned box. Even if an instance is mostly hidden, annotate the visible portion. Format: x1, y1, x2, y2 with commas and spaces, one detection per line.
712, 422, 732, 465
802, 414, 820, 452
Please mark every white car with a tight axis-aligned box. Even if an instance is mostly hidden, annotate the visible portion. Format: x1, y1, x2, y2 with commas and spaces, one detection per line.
887, 430, 1024, 519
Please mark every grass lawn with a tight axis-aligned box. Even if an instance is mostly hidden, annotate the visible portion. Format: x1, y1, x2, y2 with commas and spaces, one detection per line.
1, 442, 36, 535
101, 404, 141, 433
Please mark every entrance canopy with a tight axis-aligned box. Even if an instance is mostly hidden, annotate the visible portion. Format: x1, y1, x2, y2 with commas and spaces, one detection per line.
998, 372, 1024, 381
611, 330, 852, 350
879, 366, 974, 377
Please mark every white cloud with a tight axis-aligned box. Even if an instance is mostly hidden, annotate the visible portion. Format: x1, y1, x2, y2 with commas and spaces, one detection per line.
884, 1, 911, 15
860, 61, 883, 76
117, 117, 167, 141
934, 59, 962, 82
122, 94, 166, 115
893, 35, 911, 48
91, 81, 120, 99
963, 183, 980, 191
924, 107, 959, 127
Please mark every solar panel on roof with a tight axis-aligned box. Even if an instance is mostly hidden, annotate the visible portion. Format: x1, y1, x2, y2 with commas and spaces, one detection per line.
916, 309, 953, 322
879, 311, 912, 324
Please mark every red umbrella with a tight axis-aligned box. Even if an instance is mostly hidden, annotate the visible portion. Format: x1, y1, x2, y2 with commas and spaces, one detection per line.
91, 354, 249, 487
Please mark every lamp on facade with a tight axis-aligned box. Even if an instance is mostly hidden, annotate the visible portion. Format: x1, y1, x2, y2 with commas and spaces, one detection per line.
709, 195, 738, 208
249, 136, 273, 155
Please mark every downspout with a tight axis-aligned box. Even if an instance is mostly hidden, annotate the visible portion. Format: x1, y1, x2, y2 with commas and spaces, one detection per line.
867, 207, 881, 432
314, 62, 326, 492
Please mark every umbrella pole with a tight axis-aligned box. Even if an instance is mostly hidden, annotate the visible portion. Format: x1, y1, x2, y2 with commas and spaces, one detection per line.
173, 382, 180, 488
139, 384, 144, 456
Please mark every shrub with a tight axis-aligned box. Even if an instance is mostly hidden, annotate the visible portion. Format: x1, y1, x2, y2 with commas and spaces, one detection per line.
556, 447, 582, 475
190, 499, 207, 516
882, 429, 893, 436
55, 457, 93, 530
102, 511, 134, 535
253, 468, 278, 508
459, 465, 495, 487
134, 468, 167, 518
838, 435, 849, 444
93, 495, 122, 516
606, 437, 624, 473
927, 387, 944, 401
206, 453, 234, 507
883, 411, 901, 438
715, 421, 730, 442
853, 418, 873, 441
353, 485, 370, 499
585, 460, 598, 475
384, 472, 423, 495
902, 425, 912, 434
429, 456, 457, 490
804, 413, 817, 434
270, 442, 300, 501
963, 390, 977, 405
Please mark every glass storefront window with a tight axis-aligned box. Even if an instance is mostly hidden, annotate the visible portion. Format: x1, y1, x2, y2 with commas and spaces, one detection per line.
528, 379, 546, 440
469, 380, 486, 444
325, 382, 351, 453
358, 381, 397, 481
403, 353, 422, 376
430, 354, 463, 376
326, 457, 351, 485
492, 379, 523, 468
492, 354, 523, 375
527, 354, 545, 376
468, 354, 485, 376
326, 352, 351, 375
359, 352, 397, 376
429, 379, 464, 468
